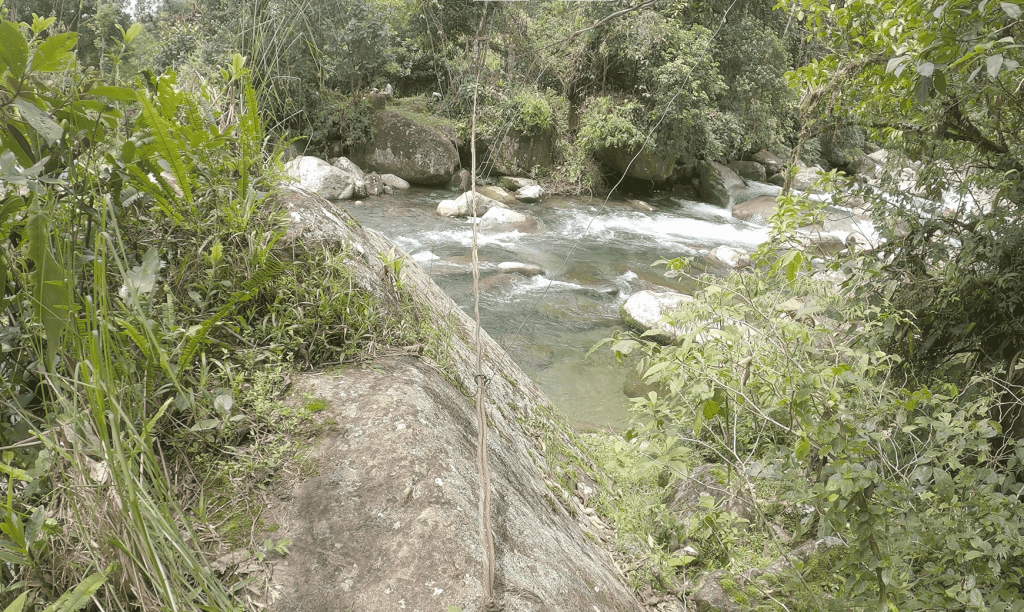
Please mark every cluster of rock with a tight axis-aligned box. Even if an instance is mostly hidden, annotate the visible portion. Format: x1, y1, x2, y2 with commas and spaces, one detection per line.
436, 177, 546, 234
284, 155, 410, 201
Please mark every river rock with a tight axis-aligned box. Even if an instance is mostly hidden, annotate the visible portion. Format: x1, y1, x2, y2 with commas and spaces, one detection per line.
499, 176, 538, 191
728, 160, 767, 183
489, 129, 555, 177
795, 227, 846, 255
329, 156, 366, 182
436, 191, 506, 218
626, 198, 656, 212
599, 146, 676, 182
752, 150, 786, 175
364, 171, 384, 196
515, 185, 544, 203
705, 245, 751, 270
697, 162, 746, 208
380, 173, 410, 190
271, 187, 643, 612
670, 465, 755, 522
693, 570, 745, 612
353, 111, 459, 186
767, 172, 786, 187
477, 184, 517, 205
480, 272, 516, 292
479, 206, 540, 233
791, 164, 825, 191
731, 195, 778, 225
498, 261, 545, 276
620, 290, 695, 344
450, 168, 471, 192
284, 156, 356, 200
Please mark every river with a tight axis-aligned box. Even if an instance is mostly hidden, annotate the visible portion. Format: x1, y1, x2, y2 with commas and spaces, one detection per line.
343, 188, 772, 429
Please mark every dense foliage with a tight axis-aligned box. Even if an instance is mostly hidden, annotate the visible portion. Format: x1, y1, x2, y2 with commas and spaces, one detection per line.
786, 0, 1024, 382
0, 9, 434, 609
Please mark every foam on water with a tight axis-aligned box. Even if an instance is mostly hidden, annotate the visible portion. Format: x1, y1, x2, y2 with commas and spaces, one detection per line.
553, 206, 769, 251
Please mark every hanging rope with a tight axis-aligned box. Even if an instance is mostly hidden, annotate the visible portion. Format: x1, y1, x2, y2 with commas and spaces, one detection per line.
469, 3, 500, 610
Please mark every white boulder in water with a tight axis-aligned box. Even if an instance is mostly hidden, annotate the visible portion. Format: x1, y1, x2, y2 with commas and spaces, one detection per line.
515, 185, 544, 203
497, 261, 545, 276
706, 245, 751, 270
479, 206, 540, 233
435, 191, 506, 218
620, 291, 695, 344
285, 156, 356, 200
381, 173, 411, 190
330, 156, 365, 181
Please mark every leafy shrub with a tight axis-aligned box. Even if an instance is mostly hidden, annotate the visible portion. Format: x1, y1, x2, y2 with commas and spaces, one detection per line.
577, 95, 644, 153
602, 255, 1024, 608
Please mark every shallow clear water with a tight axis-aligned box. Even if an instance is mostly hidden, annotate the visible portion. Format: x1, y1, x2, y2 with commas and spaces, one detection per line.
342, 189, 770, 429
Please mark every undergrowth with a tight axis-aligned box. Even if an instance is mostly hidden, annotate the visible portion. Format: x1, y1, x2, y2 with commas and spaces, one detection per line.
0, 14, 439, 611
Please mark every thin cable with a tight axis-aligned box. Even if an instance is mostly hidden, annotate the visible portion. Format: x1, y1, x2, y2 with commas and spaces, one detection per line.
469, 3, 500, 609
502, 0, 741, 354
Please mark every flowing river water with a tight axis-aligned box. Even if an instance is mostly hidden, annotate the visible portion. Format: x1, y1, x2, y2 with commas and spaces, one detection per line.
343, 187, 773, 429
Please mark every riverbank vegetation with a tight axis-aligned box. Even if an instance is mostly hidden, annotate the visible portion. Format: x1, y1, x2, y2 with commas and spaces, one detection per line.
0, 5, 440, 609
1, 0, 1022, 609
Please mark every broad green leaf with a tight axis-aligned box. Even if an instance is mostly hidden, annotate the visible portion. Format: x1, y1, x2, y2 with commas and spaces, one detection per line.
122, 22, 143, 44
986, 54, 1003, 78
0, 462, 31, 481
25, 200, 71, 367
0, 22, 28, 78
0, 256, 8, 311
31, 14, 56, 34
30, 31, 76, 72
795, 436, 811, 461
24, 507, 43, 548
14, 98, 63, 145
86, 85, 137, 102
191, 418, 221, 431
3, 593, 28, 612
124, 247, 161, 301
1000, 2, 1021, 18
916, 61, 934, 77
121, 140, 136, 163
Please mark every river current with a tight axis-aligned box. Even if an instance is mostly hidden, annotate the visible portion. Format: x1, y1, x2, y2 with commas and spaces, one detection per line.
343, 188, 771, 429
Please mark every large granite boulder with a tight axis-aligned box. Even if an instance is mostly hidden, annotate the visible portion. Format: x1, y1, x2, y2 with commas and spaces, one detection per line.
498, 176, 537, 191
752, 150, 786, 175
728, 160, 767, 183
705, 245, 751, 270
354, 111, 460, 186
697, 162, 746, 208
479, 206, 541, 233
515, 185, 544, 203
284, 156, 356, 200
731, 195, 779, 225
599, 146, 676, 182
476, 184, 517, 205
488, 129, 555, 177
270, 187, 643, 612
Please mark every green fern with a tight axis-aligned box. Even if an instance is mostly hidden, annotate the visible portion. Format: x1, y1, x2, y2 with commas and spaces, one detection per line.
42, 571, 108, 612
177, 257, 285, 372
137, 92, 193, 207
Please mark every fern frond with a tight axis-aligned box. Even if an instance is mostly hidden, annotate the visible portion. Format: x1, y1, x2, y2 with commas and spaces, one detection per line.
242, 257, 284, 293
137, 94, 194, 207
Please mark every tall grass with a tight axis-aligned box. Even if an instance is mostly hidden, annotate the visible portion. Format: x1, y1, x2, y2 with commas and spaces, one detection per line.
1, 13, 424, 610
